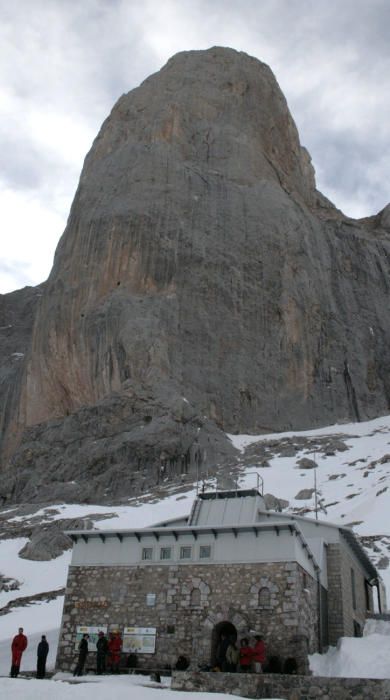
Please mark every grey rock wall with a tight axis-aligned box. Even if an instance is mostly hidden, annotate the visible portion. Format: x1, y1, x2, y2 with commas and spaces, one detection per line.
1, 47, 390, 503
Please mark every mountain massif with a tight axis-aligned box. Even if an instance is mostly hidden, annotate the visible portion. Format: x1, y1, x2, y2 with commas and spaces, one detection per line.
1, 47, 390, 504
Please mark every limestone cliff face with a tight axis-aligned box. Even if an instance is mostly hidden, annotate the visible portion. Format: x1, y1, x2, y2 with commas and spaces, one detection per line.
1, 47, 390, 503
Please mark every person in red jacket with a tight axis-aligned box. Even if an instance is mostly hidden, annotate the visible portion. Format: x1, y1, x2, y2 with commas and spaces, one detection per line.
108, 631, 122, 673
252, 634, 266, 673
10, 627, 28, 678
239, 638, 253, 672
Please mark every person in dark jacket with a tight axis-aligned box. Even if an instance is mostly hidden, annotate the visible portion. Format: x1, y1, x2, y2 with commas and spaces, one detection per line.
216, 633, 231, 671
36, 635, 49, 679
73, 633, 89, 676
10, 627, 28, 678
96, 631, 108, 674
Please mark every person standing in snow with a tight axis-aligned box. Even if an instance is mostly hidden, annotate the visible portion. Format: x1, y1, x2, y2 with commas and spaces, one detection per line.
96, 630, 108, 674
73, 633, 89, 676
36, 635, 49, 679
10, 627, 28, 678
108, 631, 122, 673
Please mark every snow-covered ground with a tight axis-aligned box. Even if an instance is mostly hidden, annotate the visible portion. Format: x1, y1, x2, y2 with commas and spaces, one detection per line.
5, 491, 197, 529
0, 675, 285, 700
229, 413, 390, 537
310, 619, 390, 678
0, 538, 70, 606
231, 414, 390, 593
1, 413, 390, 687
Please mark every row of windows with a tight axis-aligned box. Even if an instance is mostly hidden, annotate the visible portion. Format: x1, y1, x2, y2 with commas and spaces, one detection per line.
141, 545, 211, 562
147, 584, 272, 608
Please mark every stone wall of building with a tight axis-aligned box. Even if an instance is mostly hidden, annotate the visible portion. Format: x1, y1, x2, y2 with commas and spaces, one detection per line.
326, 544, 344, 644
327, 542, 373, 645
340, 542, 373, 637
172, 670, 390, 700
56, 560, 318, 672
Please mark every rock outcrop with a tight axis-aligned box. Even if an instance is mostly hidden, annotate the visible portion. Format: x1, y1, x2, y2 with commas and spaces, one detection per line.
1, 47, 390, 503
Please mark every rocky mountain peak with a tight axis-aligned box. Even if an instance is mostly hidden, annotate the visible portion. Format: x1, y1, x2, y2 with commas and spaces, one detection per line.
1, 47, 390, 505
86, 46, 317, 208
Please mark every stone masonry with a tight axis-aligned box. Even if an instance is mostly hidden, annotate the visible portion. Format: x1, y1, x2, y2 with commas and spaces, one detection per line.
172, 670, 390, 700
56, 560, 318, 672
327, 543, 374, 645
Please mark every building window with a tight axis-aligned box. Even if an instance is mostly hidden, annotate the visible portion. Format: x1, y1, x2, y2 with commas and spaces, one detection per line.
146, 593, 156, 607
180, 546, 192, 560
365, 580, 371, 611
199, 545, 211, 559
190, 588, 201, 606
142, 547, 153, 561
258, 587, 271, 607
351, 569, 357, 610
160, 547, 172, 560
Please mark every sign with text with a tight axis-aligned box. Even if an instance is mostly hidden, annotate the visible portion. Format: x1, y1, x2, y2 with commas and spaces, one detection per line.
75, 625, 108, 651
122, 626, 156, 654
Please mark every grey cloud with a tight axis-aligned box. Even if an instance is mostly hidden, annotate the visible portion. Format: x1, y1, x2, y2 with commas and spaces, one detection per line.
0, 259, 36, 293
310, 132, 389, 216
0, 134, 47, 190
1, 0, 389, 291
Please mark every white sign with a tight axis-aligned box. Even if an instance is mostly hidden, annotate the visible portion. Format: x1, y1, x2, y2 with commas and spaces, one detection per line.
123, 626, 156, 654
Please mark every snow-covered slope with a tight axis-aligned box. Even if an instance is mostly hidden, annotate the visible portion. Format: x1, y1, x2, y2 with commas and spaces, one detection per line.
1, 414, 390, 677
230, 414, 390, 593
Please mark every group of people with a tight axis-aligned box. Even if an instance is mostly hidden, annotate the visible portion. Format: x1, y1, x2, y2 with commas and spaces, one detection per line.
216, 634, 266, 673
73, 630, 123, 676
9, 628, 49, 679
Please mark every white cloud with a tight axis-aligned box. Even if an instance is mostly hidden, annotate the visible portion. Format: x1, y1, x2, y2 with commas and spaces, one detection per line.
0, 185, 65, 292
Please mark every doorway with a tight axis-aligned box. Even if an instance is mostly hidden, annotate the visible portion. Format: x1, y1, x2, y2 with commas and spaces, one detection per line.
210, 620, 237, 667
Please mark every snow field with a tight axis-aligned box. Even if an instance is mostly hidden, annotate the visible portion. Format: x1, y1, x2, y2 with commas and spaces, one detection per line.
0, 675, 286, 700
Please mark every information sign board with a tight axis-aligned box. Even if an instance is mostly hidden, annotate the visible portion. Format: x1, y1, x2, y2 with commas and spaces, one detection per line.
122, 626, 156, 654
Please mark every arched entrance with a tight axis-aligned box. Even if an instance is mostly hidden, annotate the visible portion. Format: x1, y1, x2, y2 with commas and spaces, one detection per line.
210, 620, 237, 668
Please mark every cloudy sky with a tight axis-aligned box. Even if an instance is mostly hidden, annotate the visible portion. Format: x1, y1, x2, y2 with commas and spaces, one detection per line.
1, 0, 389, 293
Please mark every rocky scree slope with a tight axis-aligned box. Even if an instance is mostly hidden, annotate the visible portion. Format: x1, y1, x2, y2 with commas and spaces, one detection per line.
1, 47, 390, 504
